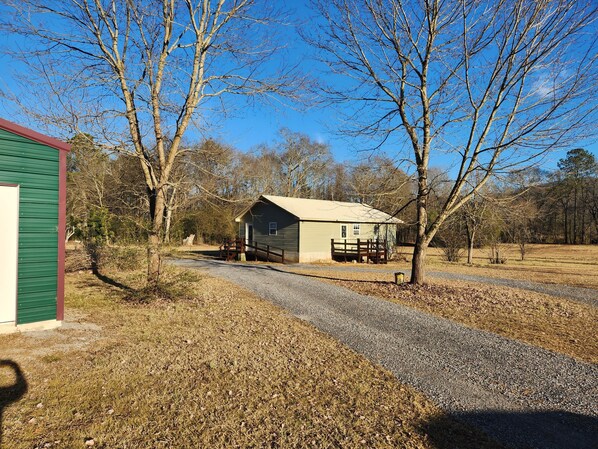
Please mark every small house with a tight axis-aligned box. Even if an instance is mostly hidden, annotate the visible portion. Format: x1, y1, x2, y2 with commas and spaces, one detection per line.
235, 195, 402, 263
0, 118, 70, 333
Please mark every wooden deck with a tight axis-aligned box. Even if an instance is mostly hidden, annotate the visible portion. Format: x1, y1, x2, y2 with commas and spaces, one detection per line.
331, 238, 388, 264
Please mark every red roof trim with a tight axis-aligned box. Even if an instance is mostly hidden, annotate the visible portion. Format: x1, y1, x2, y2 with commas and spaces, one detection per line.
0, 118, 71, 152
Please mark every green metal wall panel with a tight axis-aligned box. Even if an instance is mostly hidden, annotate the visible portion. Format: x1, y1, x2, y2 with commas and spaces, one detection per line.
0, 128, 59, 324
18, 262, 59, 278
18, 276, 58, 295
17, 304, 57, 325
18, 247, 59, 263
0, 152, 61, 175
19, 217, 59, 234
20, 202, 59, 219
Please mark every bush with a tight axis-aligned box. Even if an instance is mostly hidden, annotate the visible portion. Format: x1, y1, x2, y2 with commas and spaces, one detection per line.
65, 247, 91, 272
488, 244, 507, 264
124, 268, 201, 303
442, 245, 464, 262
99, 246, 146, 271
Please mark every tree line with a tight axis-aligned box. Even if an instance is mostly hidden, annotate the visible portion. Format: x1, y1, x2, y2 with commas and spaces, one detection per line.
68, 130, 597, 254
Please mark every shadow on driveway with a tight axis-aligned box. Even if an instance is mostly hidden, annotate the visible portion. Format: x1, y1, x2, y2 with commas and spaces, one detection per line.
423, 409, 598, 449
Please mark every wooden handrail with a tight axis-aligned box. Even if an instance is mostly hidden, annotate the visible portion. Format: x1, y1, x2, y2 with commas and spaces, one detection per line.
246, 240, 285, 263
331, 238, 388, 264
221, 238, 285, 263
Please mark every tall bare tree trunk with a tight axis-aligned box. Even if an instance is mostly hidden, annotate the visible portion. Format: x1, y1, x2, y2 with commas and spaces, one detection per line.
163, 186, 176, 244
467, 229, 475, 265
148, 188, 166, 287
573, 186, 578, 244
411, 238, 427, 285
411, 177, 429, 284
563, 205, 569, 243
164, 207, 173, 244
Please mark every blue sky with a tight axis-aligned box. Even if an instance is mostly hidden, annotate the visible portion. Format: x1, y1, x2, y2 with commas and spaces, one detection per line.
187, 0, 598, 174
0, 0, 595, 174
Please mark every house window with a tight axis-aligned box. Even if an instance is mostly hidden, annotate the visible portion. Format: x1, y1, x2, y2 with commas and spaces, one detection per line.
353, 223, 360, 236
341, 224, 347, 239
269, 222, 278, 236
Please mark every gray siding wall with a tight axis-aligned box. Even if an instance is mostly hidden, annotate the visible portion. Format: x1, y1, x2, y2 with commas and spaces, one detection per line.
239, 200, 299, 260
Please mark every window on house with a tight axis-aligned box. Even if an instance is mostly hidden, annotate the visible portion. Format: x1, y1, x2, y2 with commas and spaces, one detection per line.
269, 222, 278, 236
353, 223, 360, 236
341, 224, 347, 239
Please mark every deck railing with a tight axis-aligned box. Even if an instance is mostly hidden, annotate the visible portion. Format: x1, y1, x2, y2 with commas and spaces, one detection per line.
331, 238, 388, 264
220, 238, 285, 263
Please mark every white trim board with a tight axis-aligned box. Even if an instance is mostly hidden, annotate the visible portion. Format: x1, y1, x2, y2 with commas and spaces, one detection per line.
0, 185, 19, 324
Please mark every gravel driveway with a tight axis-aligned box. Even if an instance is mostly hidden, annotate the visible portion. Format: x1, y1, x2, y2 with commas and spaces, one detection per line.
174, 259, 598, 449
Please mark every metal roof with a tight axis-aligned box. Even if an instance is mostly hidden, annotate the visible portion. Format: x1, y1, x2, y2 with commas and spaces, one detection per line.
0, 118, 71, 152
239, 195, 402, 224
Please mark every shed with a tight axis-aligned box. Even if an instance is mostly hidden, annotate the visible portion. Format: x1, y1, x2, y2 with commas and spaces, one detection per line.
235, 195, 402, 263
0, 118, 70, 333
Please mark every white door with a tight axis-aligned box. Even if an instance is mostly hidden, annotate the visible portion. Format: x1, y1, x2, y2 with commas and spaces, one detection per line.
0, 185, 19, 324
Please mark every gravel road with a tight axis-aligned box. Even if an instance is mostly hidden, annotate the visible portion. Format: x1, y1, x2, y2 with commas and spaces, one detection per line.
174, 258, 598, 449
293, 264, 598, 307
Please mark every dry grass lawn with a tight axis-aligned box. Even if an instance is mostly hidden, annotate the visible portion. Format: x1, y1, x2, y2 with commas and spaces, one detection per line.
394, 244, 598, 289
286, 268, 597, 364
0, 268, 503, 449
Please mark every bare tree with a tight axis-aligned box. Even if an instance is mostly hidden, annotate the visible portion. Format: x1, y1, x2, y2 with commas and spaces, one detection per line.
350, 155, 412, 214
309, 0, 597, 283
462, 194, 489, 265
1, 0, 301, 287
275, 129, 334, 198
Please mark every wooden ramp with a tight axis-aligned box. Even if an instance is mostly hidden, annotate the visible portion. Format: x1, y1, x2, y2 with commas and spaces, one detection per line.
220, 238, 285, 263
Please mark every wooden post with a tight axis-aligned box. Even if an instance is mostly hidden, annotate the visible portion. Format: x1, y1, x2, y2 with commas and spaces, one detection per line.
281, 249, 285, 264
357, 239, 361, 263
266, 245, 270, 262
384, 238, 388, 263
375, 238, 380, 264
344, 239, 348, 262
331, 238, 335, 259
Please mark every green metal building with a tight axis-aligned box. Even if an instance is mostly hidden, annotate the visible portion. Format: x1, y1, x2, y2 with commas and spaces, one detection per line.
0, 118, 69, 333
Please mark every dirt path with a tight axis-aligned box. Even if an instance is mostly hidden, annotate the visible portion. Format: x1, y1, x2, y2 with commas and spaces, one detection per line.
290, 264, 598, 307
174, 258, 597, 449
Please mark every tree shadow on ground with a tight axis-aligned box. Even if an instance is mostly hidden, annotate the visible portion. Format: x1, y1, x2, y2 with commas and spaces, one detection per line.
0, 360, 28, 447
180, 249, 222, 260
219, 261, 397, 285
92, 270, 135, 292
421, 409, 598, 449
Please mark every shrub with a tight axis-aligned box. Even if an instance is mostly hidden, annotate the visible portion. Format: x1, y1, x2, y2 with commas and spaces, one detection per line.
442, 245, 464, 262
99, 246, 146, 272
65, 247, 91, 272
488, 244, 507, 264
124, 268, 201, 303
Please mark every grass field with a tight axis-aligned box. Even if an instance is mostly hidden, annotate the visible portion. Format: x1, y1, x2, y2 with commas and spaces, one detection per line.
0, 267, 503, 449
394, 244, 598, 289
